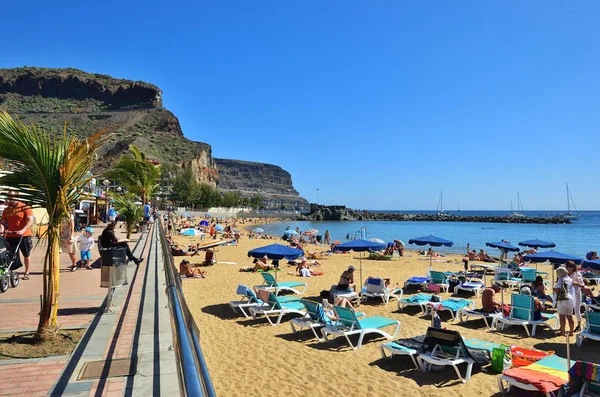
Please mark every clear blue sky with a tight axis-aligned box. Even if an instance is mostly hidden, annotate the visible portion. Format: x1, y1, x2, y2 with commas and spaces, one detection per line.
2, 1, 599, 210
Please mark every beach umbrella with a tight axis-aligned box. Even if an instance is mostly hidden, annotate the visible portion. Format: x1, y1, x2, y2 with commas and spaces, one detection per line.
199, 220, 209, 227
368, 238, 386, 244
582, 259, 600, 272
523, 250, 583, 287
283, 229, 299, 236
334, 239, 387, 288
215, 224, 224, 232
485, 242, 520, 286
253, 227, 264, 233
408, 235, 454, 271
518, 239, 556, 249
180, 228, 203, 237
248, 243, 304, 260
303, 228, 319, 236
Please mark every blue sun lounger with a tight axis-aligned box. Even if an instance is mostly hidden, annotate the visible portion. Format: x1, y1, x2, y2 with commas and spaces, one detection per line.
230, 284, 299, 317
290, 299, 365, 341
397, 293, 432, 313
255, 272, 307, 295
322, 306, 400, 350
249, 289, 307, 325
493, 294, 558, 336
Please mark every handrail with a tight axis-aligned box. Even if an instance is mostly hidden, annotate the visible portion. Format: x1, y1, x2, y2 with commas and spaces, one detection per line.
157, 219, 216, 397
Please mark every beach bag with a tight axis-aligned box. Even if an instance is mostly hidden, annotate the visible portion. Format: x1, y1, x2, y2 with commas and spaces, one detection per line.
491, 344, 512, 374
557, 279, 569, 301
427, 283, 441, 293
429, 295, 441, 303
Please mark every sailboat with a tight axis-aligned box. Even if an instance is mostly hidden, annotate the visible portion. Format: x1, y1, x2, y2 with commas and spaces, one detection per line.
558, 184, 580, 220
437, 191, 449, 216
509, 194, 526, 218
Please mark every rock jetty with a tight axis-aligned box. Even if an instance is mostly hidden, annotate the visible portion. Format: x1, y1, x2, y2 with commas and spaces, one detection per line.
299, 204, 571, 224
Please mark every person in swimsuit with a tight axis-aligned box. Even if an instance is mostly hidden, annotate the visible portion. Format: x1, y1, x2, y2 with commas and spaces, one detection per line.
338, 266, 356, 291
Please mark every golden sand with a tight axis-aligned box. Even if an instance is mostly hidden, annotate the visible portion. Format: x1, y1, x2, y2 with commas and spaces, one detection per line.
176, 225, 598, 397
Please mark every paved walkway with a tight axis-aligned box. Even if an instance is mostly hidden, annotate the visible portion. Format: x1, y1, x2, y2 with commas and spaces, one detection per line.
0, 224, 180, 397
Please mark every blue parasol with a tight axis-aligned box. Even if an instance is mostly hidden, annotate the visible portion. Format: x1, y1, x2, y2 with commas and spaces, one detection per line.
334, 239, 387, 287
524, 250, 583, 286
518, 239, 556, 249
248, 244, 304, 260
199, 220, 209, 227
408, 235, 454, 271
582, 259, 600, 272
283, 229, 299, 236
215, 224, 224, 232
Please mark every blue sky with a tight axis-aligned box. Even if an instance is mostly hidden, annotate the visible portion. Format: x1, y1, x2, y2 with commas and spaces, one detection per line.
2, 1, 599, 210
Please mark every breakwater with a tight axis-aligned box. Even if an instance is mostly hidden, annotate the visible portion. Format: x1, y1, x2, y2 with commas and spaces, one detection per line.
299, 204, 571, 224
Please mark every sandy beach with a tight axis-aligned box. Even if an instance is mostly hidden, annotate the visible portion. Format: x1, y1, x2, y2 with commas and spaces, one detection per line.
175, 224, 598, 397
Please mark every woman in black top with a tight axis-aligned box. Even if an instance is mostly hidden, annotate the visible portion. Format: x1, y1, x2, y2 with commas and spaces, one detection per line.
100, 222, 143, 265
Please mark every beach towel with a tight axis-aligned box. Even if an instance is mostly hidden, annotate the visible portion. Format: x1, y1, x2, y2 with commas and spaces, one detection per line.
502, 367, 566, 393
460, 282, 484, 289
257, 289, 270, 302
406, 277, 429, 283
403, 294, 432, 303
569, 360, 600, 383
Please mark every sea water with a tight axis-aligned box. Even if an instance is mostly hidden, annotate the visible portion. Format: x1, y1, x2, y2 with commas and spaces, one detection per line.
256, 210, 600, 257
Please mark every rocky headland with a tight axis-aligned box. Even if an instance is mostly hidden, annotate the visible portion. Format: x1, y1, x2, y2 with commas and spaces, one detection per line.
0, 67, 308, 210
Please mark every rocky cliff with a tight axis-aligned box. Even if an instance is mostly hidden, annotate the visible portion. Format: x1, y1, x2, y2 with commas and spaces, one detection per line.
0, 67, 308, 209
215, 159, 309, 210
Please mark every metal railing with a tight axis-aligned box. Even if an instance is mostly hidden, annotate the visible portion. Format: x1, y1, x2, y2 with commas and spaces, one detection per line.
157, 219, 216, 397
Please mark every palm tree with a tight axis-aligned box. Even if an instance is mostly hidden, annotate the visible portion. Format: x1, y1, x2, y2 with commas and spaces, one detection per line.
111, 193, 144, 239
107, 145, 160, 204
0, 111, 108, 341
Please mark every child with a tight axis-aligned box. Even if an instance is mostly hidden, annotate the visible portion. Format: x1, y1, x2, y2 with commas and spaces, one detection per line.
77, 227, 96, 270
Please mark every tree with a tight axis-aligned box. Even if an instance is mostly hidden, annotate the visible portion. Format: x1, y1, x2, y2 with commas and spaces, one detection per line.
197, 183, 221, 209
111, 193, 144, 239
0, 111, 108, 341
170, 167, 201, 208
221, 191, 242, 207
107, 145, 160, 204
249, 195, 263, 210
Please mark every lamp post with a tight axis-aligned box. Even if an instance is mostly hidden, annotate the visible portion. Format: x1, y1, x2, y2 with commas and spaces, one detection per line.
103, 180, 110, 222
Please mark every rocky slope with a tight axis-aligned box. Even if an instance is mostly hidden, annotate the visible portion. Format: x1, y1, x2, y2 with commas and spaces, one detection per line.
215, 159, 309, 210
0, 67, 308, 209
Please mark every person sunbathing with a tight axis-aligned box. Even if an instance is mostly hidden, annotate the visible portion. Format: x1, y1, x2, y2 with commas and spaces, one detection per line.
179, 259, 207, 278
337, 266, 356, 291
467, 250, 477, 261
252, 257, 275, 271
531, 276, 553, 302
202, 249, 215, 266
323, 297, 356, 320
481, 282, 504, 313
478, 249, 496, 263
384, 278, 400, 293
427, 248, 440, 257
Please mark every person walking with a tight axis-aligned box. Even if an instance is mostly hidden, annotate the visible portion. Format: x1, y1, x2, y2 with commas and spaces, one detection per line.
77, 227, 96, 270
0, 191, 34, 279
100, 222, 143, 265
60, 209, 78, 271
566, 261, 585, 332
107, 205, 117, 222
554, 266, 575, 337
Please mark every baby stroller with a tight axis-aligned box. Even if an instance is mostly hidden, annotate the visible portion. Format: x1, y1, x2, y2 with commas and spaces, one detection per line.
0, 236, 22, 293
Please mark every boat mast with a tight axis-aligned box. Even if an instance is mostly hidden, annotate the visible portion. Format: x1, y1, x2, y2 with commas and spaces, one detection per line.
566, 183, 571, 212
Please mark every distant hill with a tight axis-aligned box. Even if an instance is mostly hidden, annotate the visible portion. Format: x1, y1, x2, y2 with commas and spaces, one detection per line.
0, 67, 308, 210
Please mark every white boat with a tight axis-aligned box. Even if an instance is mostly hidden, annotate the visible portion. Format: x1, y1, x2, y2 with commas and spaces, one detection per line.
437, 191, 449, 216
558, 184, 580, 220
508, 194, 526, 218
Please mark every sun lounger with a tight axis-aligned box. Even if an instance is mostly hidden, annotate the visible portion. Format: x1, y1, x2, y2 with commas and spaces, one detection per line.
428, 271, 449, 293
403, 276, 429, 290
583, 272, 600, 286
457, 307, 502, 329
416, 327, 493, 383
425, 298, 474, 320
290, 299, 365, 341
493, 294, 559, 336
322, 306, 401, 350
255, 272, 307, 295
230, 284, 299, 318
576, 311, 600, 348
470, 263, 497, 274
397, 293, 432, 313
249, 289, 307, 325
498, 354, 569, 396
568, 360, 600, 396
454, 281, 485, 297
361, 277, 403, 305
380, 335, 423, 370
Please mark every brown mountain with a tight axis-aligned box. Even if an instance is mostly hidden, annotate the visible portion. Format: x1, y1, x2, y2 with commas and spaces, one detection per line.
0, 67, 308, 210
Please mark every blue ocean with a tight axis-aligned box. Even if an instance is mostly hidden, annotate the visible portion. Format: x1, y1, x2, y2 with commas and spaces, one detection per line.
256, 210, 600, 257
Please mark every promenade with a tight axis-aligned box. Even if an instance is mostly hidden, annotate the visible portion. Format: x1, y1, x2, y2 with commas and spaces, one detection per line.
0, 223, 180, 397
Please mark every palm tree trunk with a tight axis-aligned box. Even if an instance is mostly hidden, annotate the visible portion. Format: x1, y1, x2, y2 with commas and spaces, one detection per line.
37, 224, 60, 341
